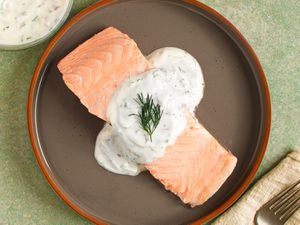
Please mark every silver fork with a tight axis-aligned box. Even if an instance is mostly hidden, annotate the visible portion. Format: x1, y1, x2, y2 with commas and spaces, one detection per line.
255, 179, 300, 225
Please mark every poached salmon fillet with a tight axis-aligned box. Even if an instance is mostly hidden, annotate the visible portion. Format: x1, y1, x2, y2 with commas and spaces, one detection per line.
58, 27, 237, 207
58, 27, 152, 121
145, 114, 237, 206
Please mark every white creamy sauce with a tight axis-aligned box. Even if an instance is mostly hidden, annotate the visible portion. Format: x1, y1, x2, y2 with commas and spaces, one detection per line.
95, 124, 145, 176
0, 0, 69, 45
95, 47, 204, 175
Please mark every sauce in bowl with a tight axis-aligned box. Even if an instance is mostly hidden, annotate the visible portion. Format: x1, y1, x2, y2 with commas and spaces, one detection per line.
0, 0, 72, 49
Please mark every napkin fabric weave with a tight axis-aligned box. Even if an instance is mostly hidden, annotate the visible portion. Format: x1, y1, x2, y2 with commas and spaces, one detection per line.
213, 151, 300, 225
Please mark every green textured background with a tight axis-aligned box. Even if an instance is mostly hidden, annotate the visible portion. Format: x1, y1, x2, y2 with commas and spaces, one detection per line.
0, 0, 299, 224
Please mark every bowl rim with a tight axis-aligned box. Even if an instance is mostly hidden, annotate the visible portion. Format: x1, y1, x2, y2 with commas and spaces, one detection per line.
27, 0, 271, 224
0, 0, 73, 50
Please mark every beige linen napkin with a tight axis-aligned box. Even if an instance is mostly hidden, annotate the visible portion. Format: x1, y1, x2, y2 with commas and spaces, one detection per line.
213, 151, 300, 225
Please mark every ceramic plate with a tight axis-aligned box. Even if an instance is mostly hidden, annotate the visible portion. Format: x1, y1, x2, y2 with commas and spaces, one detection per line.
28, 1, 271, 224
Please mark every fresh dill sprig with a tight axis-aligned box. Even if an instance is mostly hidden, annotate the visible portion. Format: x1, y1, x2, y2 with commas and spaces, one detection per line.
130, 93, 163, 142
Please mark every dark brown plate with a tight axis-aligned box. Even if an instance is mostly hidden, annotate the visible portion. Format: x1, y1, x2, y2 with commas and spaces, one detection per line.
27, 1, 271, 224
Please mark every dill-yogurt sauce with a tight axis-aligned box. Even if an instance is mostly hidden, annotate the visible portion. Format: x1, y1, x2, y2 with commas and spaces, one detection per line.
0, 0, 69, 45
95, 47, 205, 176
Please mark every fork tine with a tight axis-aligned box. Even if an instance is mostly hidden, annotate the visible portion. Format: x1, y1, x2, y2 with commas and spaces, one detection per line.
275, 191, 300, 215
280, 201, 300, 223
272, 185, 300, 212
269, 179, 300, 209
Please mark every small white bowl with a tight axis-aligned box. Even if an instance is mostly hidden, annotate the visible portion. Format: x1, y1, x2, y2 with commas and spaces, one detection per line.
0, 0, 73, 50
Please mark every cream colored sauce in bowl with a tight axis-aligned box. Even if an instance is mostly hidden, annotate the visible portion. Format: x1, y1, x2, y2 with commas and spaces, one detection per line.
0, 0, 72, 49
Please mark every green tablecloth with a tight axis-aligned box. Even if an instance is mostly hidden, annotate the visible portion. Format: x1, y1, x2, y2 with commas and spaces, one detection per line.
0, 0, 299, 224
